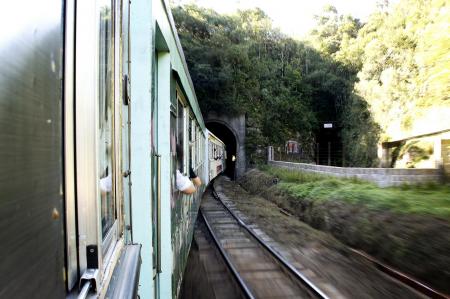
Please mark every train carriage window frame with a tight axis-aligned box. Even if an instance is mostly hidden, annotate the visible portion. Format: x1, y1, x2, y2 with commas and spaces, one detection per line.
194, 125, 198, 168
198, 130, 202, 166
188, 115, 194, 171
189, 115, 199, 172
193, 118, 196, 169
97, 0, 125, 268
196, 126, 201, 168
176, 86, 188, 175
98, 0, 117, 248
199, 127, 202, 165
74, 0, 125, 284
202, 133, 205, 164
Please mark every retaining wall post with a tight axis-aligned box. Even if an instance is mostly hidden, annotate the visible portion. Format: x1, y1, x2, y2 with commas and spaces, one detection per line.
267, 146, 274, 162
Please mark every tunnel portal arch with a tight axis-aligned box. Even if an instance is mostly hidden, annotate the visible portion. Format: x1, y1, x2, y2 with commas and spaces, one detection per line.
206, 113, 246, 179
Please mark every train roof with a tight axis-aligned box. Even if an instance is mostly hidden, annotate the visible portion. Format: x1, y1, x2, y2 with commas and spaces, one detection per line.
207, 130, 226, 145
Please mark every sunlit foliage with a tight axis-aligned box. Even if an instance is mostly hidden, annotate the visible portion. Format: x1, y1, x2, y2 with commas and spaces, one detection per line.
172, 0, 449, 166
173, 4, 379, 166
326, 0, 450, 141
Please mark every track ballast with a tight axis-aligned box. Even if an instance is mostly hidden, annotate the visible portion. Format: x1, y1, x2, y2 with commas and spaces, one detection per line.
200, 186, 329, 299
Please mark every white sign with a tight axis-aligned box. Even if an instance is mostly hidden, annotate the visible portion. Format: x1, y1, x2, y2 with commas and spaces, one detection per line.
324, 123, 333, 128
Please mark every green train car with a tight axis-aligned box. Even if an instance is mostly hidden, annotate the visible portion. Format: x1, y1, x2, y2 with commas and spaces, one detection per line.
0, 0, 225, 298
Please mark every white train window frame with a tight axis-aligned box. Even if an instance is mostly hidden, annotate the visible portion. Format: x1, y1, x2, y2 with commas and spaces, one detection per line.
189, 115, 195, 171
176, 86, 188, 175
73, 0, 124, 291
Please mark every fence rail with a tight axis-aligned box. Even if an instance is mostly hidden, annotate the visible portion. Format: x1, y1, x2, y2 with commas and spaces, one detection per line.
271, 142, 343, 166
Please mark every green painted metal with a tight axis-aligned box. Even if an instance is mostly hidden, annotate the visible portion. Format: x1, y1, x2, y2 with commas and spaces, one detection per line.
153, 0, 205, 131
130, 1, 207, 298
130, 0, 154, 297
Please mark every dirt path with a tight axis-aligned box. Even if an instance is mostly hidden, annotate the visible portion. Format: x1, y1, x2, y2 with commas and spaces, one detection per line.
214, 176, 425, 299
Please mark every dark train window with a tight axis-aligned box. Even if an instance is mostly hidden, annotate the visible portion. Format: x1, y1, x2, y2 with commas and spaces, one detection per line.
188, 117, 193, 170
98, 0, 116, 240
195, 126, 200, 167
177, 94, 186, 174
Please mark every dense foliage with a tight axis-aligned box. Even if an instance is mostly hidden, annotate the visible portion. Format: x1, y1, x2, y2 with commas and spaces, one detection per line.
172, 0, 449, 166
328, 0, 450, 141
173, 7, 319, 153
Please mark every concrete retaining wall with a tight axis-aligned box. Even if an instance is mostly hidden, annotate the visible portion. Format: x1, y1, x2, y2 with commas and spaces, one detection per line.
268, 160, 442, 187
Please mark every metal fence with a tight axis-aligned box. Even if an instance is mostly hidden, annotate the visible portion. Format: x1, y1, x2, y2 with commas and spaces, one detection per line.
272, 149, 314, 164
271, 142, 343, 166
315, 142, 343, 166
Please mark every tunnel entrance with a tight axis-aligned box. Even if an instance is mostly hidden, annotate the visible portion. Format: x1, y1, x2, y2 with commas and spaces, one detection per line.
207, 122, 237, 179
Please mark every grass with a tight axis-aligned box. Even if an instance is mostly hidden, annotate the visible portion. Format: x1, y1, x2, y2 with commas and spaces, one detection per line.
260, 165, 450, 220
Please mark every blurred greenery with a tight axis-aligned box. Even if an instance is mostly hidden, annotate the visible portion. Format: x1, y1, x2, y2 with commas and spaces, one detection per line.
261, 165, 450, 220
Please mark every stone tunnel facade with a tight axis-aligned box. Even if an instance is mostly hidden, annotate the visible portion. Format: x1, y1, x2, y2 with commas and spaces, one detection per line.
206, 112, 246, 179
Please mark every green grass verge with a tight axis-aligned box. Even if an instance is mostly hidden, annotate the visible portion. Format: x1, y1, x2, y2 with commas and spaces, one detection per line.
260, 165, 450, 220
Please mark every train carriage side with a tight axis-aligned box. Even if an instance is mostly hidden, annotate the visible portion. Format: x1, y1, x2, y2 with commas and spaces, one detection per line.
0, 2, 67, 298
208, 131, 227, 181
0, 0, 144, 297
0, 0, 209, 298
151, 1, 210, 297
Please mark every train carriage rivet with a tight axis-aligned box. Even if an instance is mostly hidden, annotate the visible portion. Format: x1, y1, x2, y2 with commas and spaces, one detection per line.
52, 208, 60, 220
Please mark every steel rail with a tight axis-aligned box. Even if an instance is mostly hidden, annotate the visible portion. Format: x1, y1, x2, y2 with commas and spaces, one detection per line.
199, 209, 256, 299
211, 188, 330, 299
350, 249, 450, 299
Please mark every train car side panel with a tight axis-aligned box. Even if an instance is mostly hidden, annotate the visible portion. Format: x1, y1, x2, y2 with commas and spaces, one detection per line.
208, 132, 227, 181
129, 0, 155, 297
155, 48, 173, 297
152, 1, 209, 297
0, 0, 224, 298
169, 87, 205, 297
0, 1, 65, 298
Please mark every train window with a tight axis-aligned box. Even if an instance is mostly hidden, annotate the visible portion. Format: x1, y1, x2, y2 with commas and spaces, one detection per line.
177, 96, 186, 174
195, 123, 198, 168
210, 142, 212, 159
198, 130, 201, 166
195, 126, 199, 168
189, 117, 194, 170
98, 0, 116, 241
202, 135, 205, 163
193, 119, 199, 170
197, 127, 202, 166
200, 128, 202, 164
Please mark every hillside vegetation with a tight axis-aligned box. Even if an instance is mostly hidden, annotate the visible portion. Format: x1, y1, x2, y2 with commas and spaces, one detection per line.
172, 0, 449, 166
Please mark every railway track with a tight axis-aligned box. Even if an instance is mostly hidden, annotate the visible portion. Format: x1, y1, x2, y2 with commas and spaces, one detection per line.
207, 177, 450, 299
200, 187, 330, 299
